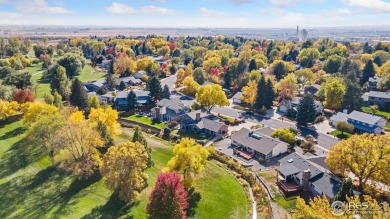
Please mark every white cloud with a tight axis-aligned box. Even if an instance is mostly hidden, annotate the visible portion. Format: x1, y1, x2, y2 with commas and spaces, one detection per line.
269, 0, 299, 7
200, 7, 226, 16
0, 0, 8, 4
150, 0, 166, 2
16, 0, 75, 14
106, 2, 173, 15
341, 0, 390, 12
226, 0, 253, 5
106, 2, 135, 14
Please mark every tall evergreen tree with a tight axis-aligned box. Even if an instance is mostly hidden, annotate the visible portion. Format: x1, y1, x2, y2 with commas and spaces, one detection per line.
373, 55, 382, 67
340, 58, 352, 75
342, 81, 363, 113
334, 178, 354, 202
248, 59, 258, 71
109, 59, 114, 74
147, 76, 163, 104
296, 95, 316, 125
126, 90, 137, 111
105, 73, 117, 89
162, 84, 171, 99
360, 59, 375, 85
97, 121, 114, 154
254, 76, 267, 110
273, 61, 287, 80
119, 81, 126, 91
265, 78, 275, 108
132, 126, 153, 167
69, 78, 89, 111
193, 67, 206, 85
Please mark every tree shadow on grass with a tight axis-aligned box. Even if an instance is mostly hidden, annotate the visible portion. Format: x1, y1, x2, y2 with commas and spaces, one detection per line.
0, 115, 22, 129
0, 137, 46, 179
81, 194, 137, 219
186, 187, 202, 217
0, 126, 27, 141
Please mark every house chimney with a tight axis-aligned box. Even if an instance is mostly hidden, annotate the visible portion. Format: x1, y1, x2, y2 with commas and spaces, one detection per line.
343, 109, 348, 114
196, 112, 201, 122
302, 169, 311, 192
155, 107, 160, 120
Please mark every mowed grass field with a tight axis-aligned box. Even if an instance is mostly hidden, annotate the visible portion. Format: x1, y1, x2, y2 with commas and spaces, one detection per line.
0, 119, 248, 219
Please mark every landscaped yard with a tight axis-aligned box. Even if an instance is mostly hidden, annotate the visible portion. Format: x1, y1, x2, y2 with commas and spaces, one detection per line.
125, 115, 167, 129
329, 130, 352, 139
0, 119, 248, 218
219, 114, 235, 122
361, 107, 390, 119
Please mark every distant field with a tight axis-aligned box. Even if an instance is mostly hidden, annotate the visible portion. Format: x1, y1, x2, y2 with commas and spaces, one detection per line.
0, 119, 248, 219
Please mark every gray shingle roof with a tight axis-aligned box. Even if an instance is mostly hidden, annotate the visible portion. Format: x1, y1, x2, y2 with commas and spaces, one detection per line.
231, 128, 288, 155
278, 153, 323, 180
196, 118, 225, 132
277, 164, 301, 176
311, 173, 341, 199
157, 98, 187, 111
186, 110, 211, 121
307, 156, 330, 171
232, 91, 243, 99
330, 112, 348, 123
348, 110, 382, 125
367, 91, 390, 99
255, 126, 275, 137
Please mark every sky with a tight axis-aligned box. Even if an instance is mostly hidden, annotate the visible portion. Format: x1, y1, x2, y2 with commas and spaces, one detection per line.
1, 0, 390, 28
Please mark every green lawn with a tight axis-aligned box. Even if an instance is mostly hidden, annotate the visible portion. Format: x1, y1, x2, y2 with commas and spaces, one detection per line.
386, 123, 390, 131
275, 194, 297, 210
76, 65, 106, 83
330, 130, 352, 139
361, 107, 390, 119
125, 115, 167, 129
219, 115, 235, 122
0, 120, 248, 218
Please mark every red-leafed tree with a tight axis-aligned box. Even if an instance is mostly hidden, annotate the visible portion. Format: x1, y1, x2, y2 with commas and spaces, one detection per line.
168, 41, 177, 53
161, 62, 168, 70
147, 172, 188, 219
13, 90, 35, 103
105, 47, 115, 57
222, 65, 229, 73
210, 67, 220, 78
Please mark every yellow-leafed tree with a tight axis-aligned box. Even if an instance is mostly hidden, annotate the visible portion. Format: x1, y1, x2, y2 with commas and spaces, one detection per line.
195, 84, 229, 112
166, 138, 209, 188
23, 102, 58, 127
241, 80, 257, 106
88, 107, 121, 137
100, 141, 149, 202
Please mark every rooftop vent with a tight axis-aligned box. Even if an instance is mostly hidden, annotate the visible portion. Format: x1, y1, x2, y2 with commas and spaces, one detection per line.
287, 158, 294, 163
251, 133, 262, 140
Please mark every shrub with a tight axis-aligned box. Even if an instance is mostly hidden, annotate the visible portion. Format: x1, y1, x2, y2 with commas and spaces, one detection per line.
259, 106, 267, 115
191, 102, 201, 110
295, 139, 303, 146
314, 115, 325, 124
271, 128, 296, 144
163, 128, 171, 139
301, 141, 315, 154
32, 58, 40, 64
336, 121, 354, 134
168, 121, 178, 129
141, 74, 149, 82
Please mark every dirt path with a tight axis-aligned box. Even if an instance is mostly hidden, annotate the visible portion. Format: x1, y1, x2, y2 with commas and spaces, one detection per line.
121, 128, 170, 149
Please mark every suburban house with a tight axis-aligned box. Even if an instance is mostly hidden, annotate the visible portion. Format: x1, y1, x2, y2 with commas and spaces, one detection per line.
114, 90, 150, 109
304, 84, 321, 96
87, 92, 115, 104
276, 153, 341, 201
115, 76, 142, 86
133, 70, 148, 79
368, 76, 381, 90
278, 97, 323, 114
363, 91, 390, 108
101, 60, 112, 70
181, 110, 228, 136
232, 91, 243, 104
231, 128, 288, 161
329, 110, 386, 134
84, 79, 106, 92
151, 98, 190, 122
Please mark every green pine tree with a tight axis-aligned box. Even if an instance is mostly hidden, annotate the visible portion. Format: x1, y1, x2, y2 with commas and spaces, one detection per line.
265, 78, 275, 108
335, 178, 354, 202
147, 76, 163, 104
360, 59, 375, 85
248, 59, 258, 71
254, 76, 267, 111
162, 84, 171, 99
296, 95, 316, 125
127, 90, 137, 110
342, 81, 363, 113
69, 78, 89, 111
132, 126, 153, 167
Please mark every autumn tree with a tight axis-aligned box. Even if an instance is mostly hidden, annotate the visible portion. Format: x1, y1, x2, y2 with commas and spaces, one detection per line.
100, 141, 149, 202
70, 78, 90, 111
195, 84, 229, 112
271, 128, 296, 144
323, 55, 344, 74
23, 102, 58, 127
335, 121, 354, 135
292, 195, 348, 219
276, 73, 298, 100
57, 54, 83, 78
50, 65, 69, 98
166, 138, 209, 188
114, 56, 136, 76
88, 107, 121, 137
241, 80, 257, 106
326, 134, 390, 189
60, 111, 104, 178
28, 113, 65, 166
183, 76, 199, 96
324, 80, 346, 110
297, 48, 320, 67
296, 95, 317, 125
3, 71, 32, 89
295, 68, 315, 86
12, 90, 34, 103
89, 96, 100, 109
147, 172, 188, 219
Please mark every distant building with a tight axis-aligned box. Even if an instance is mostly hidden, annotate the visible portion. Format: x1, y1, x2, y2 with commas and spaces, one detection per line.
114, 90, 150, 109
368, 76, 381, 91
151, 98, 189, 122
299, 29, 308, 41
181, 110, 228, 136
277, 97, 322, 114
232, 91, 243, 104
